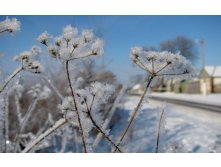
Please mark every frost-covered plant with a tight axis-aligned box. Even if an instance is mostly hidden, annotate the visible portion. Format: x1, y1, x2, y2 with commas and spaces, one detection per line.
0, 46, 43, 94
0, 17, 21, 34
113, 47, 196, 152
13, 83, 51, 152
24, 25, 115, 153
37, 26, 104, 61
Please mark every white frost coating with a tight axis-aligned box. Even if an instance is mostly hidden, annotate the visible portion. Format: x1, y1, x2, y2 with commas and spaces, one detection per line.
26, 60, 44, 73
36, 31, 51, 45
0, 17, 21, 34
31, 46, 42, 56
27, 83, 51, 100
58, 96, 75, 114
42, 76, 63, 100
22, 118, 67, 153
82, 29, 94, 42
0, 97, 6, 152
0, 66, 23, 94
13, 46, 43, 74
58, 82, 115, 151
63, 25, 78, 41
37, 25, 104, 61
130, 48, 196, 80
75, 82, 115, 124
9, 82, 24, 124
93, 86, 126, 148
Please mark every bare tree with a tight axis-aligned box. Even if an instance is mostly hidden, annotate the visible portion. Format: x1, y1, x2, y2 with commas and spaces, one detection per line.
160, 36, 198, 62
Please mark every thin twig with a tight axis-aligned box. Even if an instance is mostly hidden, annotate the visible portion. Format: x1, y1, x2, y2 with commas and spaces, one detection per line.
155, 108, 165, 153
22, 118, 67, 153
155, 63, 170, 74
151, 58, 154, 73
0, 66, 23, 94
0, 29, 8, 34
113, 76, 154, 153
135, 57, 152, 75
42, 75, 63, 100
13, 98, 38, 152
84, 97, 123, 153
156, 71, 188, 76
65, 60, 87, 153
93, 87, 126, 148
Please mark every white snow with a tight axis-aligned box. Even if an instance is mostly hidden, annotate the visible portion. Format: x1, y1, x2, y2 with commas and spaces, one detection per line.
110, 95, 221, 153
204, 66, 215, 76
203, 66, 221, 77
213, 66, 221, 77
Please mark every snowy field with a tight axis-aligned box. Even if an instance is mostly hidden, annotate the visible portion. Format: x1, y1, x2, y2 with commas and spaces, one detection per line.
108, 95, 221, 153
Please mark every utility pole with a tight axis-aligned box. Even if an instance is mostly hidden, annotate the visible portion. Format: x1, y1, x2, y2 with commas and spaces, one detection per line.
201, 38, 207, 96
201, 39, 206, 68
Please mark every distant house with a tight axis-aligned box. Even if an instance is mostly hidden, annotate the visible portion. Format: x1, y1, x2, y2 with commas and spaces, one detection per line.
129, 84, 144, 95
199, 66, 221, 93
165, 66, 221, 94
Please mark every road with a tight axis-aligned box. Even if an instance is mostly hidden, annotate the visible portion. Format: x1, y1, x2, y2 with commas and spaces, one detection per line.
148, 98, 221, 125
150, 96, 221, 112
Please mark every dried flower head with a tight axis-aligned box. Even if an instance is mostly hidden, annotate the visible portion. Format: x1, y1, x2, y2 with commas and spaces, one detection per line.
37, 31, 51, 45
0, 17, 21, 34
13, 46, 43, 73
37, 25, 104, 61
28, 84, 51, 99
130, 47, 196, 79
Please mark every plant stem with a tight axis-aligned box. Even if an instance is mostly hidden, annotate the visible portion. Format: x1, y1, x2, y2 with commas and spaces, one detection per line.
113, 76, 154, 153
13, 98, 38, 152
22, 118, 67, 153
65, 60, 87, 153
0, 29, 8, 34
93, 87, 126, 148
155, 108, 165, 153
84, 99, 122, 153
0, 66, 23, 94
42, 75, 63, 100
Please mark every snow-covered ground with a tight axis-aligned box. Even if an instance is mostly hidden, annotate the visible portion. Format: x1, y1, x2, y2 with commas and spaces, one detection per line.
108, 95, 221, 153
151, 92, 221, 106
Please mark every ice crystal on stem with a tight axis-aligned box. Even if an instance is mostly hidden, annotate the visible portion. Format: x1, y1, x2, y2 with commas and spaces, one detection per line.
0, 17, 21, 34
59, 82, 122, 152
0, 45, 43, 94
13, 46, 43, 74
37, 31, 51, 46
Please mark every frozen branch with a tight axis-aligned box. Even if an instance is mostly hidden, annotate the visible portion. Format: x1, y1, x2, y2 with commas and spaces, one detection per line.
42, 75, 63, 100
65, 60, 87, 153
14, 98, 38, 152
14, 94, 22, 124
84, 98, 122, 153
22, 118, 67, 153
0, 66, 23, 94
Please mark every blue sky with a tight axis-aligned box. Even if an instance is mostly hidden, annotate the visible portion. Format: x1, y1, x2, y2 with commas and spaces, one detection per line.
1, 15, 221, 83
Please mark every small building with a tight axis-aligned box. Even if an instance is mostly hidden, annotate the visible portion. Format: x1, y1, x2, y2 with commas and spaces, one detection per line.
199, 66, 221, 93
165, 66, 221, 94
129, 84, 144, 95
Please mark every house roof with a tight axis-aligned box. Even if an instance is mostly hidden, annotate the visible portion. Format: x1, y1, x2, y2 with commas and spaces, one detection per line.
132, 84, 142, 90
204, 66, 221, 77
